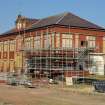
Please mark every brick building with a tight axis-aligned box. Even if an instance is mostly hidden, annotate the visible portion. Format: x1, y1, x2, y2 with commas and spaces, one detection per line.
0, 12, 105, 77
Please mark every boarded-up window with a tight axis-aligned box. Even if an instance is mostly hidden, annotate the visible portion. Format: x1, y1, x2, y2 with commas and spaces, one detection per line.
0, 42, 3, 59
4, 41, 9, 51
9, 52, 14, 59
3, 52, 8, 59
0, 42, 3, 52
10, 40, 15, 51
0, 52, 1, 59
16, 35, 23, 51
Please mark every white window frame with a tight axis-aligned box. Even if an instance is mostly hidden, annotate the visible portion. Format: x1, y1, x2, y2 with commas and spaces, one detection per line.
34, 36, 41, 49
62, 33, 72, 48
56, 33, 60, 48
87, 36, 96, 48
44, 34, 51, 48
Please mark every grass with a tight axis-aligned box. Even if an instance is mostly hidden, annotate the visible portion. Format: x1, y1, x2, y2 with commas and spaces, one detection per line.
86, 75, 105, 80
0, 102, 13, 105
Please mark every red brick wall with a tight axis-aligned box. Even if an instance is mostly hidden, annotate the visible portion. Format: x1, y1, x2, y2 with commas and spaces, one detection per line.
64, 70, 89, 77
53, 26, 105, 52
9, 52, 14, 59
0, 26, 105, 73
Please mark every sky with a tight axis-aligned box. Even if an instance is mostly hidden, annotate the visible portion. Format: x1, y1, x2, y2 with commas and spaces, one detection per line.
0, 0, 105, 34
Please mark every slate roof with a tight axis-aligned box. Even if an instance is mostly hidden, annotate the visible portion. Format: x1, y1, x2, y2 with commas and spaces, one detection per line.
25, 18, 38, 25
1, 18, 39, 35
30, 12, 104, 30
1, 12, 104, 36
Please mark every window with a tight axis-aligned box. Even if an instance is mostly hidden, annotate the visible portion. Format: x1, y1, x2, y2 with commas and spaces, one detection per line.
44, 34, 51, 48
56, 34, 60, 48
17, 22, 22, 29
16, 35, 22, 51
25, 38, 30, 48
4, 41, 9, 51
0, 42, 3, 52
87, 36, 96, 47
62, 34, 72, 48
30, 37, 33, 48
23, 23, 26, 28
75, 35, 79, 48
25, 37, 33, 49
10, 40, 15, 51
0, 42, 3, 59
103, 37, 105, 41
80, 41, 87, 47
34, 36, 41, 49
51, 33, 55, 48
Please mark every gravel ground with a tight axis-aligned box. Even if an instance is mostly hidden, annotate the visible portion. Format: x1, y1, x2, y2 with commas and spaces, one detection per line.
0, 84, 105, 105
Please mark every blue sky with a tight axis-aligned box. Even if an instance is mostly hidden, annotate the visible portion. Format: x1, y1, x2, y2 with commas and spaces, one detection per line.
0, 0, 105, 33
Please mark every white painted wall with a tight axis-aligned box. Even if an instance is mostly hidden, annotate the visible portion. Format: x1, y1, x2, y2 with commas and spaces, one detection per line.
90, 55, 104, 75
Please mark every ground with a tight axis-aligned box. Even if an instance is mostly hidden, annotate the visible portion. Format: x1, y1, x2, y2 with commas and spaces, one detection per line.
0, 84, 105, 105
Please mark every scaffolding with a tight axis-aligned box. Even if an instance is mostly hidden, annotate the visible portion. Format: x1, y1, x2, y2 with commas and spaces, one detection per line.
21, 27, 96, 86
23, 47, 94, 81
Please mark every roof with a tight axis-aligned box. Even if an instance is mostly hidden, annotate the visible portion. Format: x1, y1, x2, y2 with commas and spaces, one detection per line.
30, 12, 104, 30
1, 17, 39, 35
22, 18, 38, 25
15, 14, 39, 24
1, 12, 105, 36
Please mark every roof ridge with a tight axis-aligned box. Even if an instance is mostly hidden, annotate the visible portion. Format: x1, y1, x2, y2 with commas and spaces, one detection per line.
30, 12, 68, 29
29, 19, 42, 28
67, 12, 103, 28
56, 12, 68, 24
42, 12, 67, 20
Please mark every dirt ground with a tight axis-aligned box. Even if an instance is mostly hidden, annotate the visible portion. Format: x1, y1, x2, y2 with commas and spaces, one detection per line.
0, 84, 105, 105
